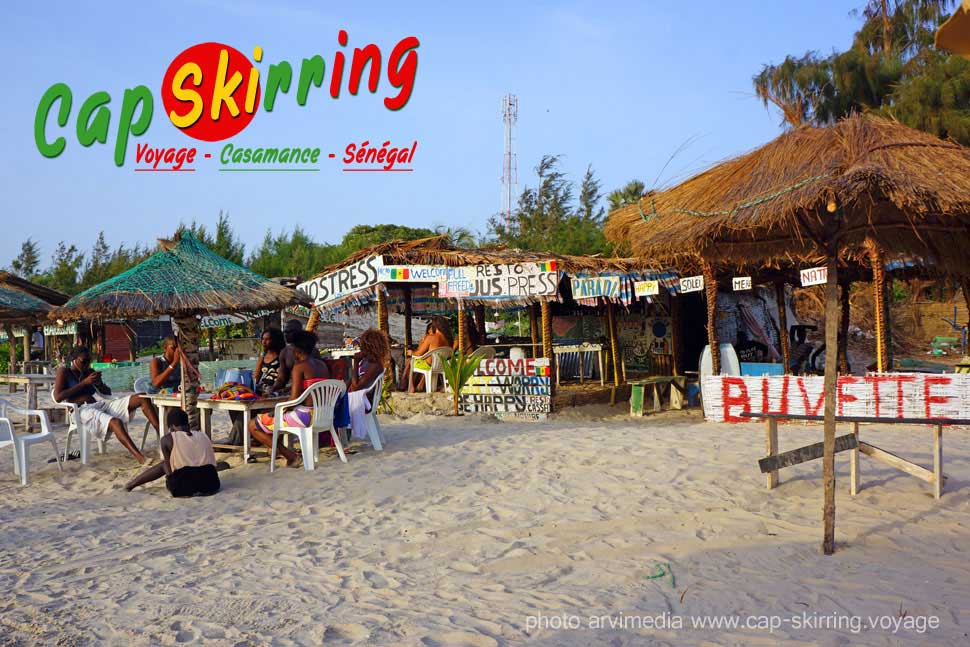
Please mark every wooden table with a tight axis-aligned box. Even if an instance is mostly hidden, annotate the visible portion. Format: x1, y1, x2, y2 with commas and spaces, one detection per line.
629, 376, 686, 416
553, 343, 605, 386
0, 374, 57, 430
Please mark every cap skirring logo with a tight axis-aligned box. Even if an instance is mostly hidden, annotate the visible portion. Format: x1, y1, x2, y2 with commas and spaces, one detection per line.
34, 32, 420, 166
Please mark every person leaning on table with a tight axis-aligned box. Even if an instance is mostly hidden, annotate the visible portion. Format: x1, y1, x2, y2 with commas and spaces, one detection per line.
54, 346, 161, 465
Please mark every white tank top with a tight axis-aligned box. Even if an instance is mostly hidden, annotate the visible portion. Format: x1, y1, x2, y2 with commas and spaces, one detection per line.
169, 430, 216, 471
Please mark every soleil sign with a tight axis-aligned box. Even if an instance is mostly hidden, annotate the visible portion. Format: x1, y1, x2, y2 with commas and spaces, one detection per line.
34, 34, 420, 166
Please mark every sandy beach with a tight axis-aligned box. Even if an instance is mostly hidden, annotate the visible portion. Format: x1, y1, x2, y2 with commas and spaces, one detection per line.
0, 395, 967, 646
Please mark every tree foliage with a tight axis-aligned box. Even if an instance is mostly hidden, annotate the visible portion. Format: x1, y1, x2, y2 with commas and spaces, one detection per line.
10, 239, 41, 278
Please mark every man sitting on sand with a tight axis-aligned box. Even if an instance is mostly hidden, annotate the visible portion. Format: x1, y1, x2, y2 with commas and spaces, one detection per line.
125, 408, 220, 497
54, 346, 160, 465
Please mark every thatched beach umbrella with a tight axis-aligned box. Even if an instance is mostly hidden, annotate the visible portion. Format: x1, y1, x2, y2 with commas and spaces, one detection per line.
0, 276, 65, 372
606, 114, 970, 554
51, 230, 306, 429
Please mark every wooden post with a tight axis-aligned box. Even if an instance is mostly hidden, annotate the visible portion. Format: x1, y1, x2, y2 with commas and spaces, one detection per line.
174, 316, 201, 431
849, 421, 860, 496
529, 303, 539, 356
933, 424, 943, 500
775, 282, 790, 372
606, 301, 621, 387
540, 297, 555, 399
702, 260, 720, 375
376, 288, 391, 388
670, 294, 681, 376
822, 253, 839, 555
5, 324, 17, 375
474, 304, 486, 341
765, 418, 779, 489
838, 278, 851, 375
962, 279, 970, 339
305, 308, 320, 332
23, 322, 31, 366
884, 276, 894, 370
402, 287, 413, 349
457, 299, 466, 356
867, 240, 888, 372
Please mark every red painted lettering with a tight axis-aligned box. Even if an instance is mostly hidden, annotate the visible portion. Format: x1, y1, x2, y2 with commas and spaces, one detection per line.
864, 374, 894, 417
721, 377, 751, 423
893, 375, 917, 418
924, 375, 951, 419
797, 377, 826, 416
761, 375, 790, 415
837, 376, 858, 417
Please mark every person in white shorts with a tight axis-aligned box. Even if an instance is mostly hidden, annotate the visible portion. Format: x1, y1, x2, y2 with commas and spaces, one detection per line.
54, 346, 161, 464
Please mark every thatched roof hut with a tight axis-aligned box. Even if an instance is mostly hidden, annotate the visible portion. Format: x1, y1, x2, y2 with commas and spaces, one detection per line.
0, 272, 69, 307
605, 115, 970, 274
53, 231, 305, 320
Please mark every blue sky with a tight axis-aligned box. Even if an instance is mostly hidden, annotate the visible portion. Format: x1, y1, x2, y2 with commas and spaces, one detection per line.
1, 1, 863, 268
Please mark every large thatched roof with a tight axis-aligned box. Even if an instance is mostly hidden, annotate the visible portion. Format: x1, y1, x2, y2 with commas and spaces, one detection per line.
0, 272, 69, 306
0, 285, 52, 323
605, 115, 970, 274
312, 235, 657, 279
52, 231, 306, 320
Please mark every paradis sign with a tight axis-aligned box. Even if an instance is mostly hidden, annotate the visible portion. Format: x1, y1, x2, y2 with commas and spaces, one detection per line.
704, 373, 970, 423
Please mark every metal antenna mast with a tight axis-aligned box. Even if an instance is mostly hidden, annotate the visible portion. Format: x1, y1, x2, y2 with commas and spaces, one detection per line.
501, 94, 519, 226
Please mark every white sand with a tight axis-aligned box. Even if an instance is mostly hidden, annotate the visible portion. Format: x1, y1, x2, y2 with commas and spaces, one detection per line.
1, 392, 968, 646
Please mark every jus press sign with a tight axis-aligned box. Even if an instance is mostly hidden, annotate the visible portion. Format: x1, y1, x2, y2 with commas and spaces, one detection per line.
33, 34, 419, 171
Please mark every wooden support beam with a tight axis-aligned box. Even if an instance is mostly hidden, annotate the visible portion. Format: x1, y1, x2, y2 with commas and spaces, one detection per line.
403, 287, 413, 349
5, 324, 17, 379
838, 278, 850, 375
529, 303, 539, 355
305, 308, 320, 333
759, 434, 857, 474
858, 441, 939, 484
702, 260, 720, 375
765, 418, 778, 489
606, 300, 621, 388
377, 288, 392, 389
474, 304, 486, 342
775, 283, 789, 373
850, 422, 860, 496
867, 239, 889, 372
670, 294, 681, 376
457, 299, 466, 357
540, 298, 555, 400
822, 252, 839, 555
933, 424, 943, 499
174, 316, 201, 431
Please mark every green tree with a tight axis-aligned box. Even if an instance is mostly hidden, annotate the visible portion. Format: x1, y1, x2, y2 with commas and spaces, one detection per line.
607, 180, 646, 212
434, 225, 477, 248
80, 232, 112, 289
41, 242, 84, 294
10, 239, 41, 278
211, 211, 245, 264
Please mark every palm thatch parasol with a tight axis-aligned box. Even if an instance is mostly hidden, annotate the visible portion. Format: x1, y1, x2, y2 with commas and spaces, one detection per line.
606, 114, 970, 555
52, 230, 308, 428
936, 0, 970, 58
0, 274, 67, 372
0, 286, 52, 323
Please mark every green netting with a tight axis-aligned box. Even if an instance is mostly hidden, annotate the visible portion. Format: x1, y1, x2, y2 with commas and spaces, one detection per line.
0, 285, 51, 317
61, 231, 296, 317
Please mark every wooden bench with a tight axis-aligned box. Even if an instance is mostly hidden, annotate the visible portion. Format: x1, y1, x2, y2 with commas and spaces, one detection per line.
629, 376, 686, 416
741, 412, 964, 499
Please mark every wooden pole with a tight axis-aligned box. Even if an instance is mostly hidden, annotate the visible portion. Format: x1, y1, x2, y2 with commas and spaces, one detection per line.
540, 298, 555, 399
376, 288, 392, 388
305, 308, 320, 332
670, 293, 681, 376
402, 287, 413, 349
868, 240, 888, 372
822, 254, 839, 555
474, 304, 486, 342
529, 303, 539, 355
174, 316, 201, 431
702, 260, 720, 375
23, 321, 31, 366
5, 324, 16, 377
457, 299, 466, 356
838, 278, 851, 375
775, 282, 790, 372
606, 301, 621, 387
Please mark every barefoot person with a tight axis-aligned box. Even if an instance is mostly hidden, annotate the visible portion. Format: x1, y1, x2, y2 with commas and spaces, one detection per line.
125, 408, 220, 496
248, 330, 329, 467
399, 318, 451, 392
54, 346, 160, 465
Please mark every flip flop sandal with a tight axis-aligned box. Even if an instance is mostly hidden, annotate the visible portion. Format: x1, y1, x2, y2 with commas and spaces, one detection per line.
50, 450, 81, 463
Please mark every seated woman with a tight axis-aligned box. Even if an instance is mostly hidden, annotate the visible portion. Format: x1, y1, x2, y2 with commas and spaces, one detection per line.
223, 328, 286, 446
348, 329, 390, 439
247, 330, 330, 467
54, 346, 160, 465
125, 408, 220, 497
399, 318, 452, 392
148, 336, 183, 393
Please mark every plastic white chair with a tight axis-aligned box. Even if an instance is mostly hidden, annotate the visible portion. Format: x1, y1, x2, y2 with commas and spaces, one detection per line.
411, 347, 453, 393
470, 346, 496, 361
270, 379, 347, 472
131, 376, 160, 454
53, 387, 108, 463
0, 399, 62, 486
357, 372, 386, 451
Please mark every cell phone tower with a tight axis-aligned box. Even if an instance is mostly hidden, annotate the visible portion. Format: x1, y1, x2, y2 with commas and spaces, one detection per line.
501, 94, 519, 227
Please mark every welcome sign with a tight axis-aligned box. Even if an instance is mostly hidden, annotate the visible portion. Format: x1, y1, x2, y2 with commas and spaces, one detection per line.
459, 357, 552, 420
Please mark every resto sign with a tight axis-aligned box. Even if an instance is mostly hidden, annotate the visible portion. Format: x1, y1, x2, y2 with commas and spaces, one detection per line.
297, 255, 384, 306
800, 266, 827, 287
732, 276, 752, 291
680, 275, 705, 293
634, 280, 660, 297
439, 262, 559, 299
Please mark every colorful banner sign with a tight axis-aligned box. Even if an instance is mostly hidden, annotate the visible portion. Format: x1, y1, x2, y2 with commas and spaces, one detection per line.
438, 262, 559, 299
200, 310, 274, 329
459, 357, 551, 419
570, 276, 621, 299
634, 280, 660, 297
297, 255, 384, 306
703, 373, 970, 422
377, 264, 454, 283
800, 266, 827, 287
0, 323, 78, 341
